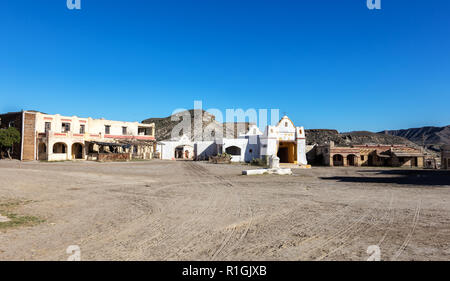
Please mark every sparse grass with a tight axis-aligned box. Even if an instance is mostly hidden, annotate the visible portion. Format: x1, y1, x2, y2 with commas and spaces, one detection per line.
0, 199, 33, 208
0, 213, 44, 229
0, 199, 44, 230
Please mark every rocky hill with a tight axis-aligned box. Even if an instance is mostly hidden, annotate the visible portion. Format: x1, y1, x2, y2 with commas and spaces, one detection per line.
380, 125, 450, 151
142, 110, 251, 141
305, 129, 418, 147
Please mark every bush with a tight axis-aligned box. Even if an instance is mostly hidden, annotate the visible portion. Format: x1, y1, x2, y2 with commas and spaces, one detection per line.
209, 153, 232, 164
0, 127, 21, 159
251, 157, 267, 167
217, 153, 232, 159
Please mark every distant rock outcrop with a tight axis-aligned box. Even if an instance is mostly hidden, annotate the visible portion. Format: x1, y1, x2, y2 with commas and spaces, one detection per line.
305, 129, 417, 147
142, 110, 251, 141
380, 125, 450, 151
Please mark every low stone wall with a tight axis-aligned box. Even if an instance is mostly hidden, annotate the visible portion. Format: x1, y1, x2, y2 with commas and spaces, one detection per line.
97, 153, 131, 162
48, 153, 68, 161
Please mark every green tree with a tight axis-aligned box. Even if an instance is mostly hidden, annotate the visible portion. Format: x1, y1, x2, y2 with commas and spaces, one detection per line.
0, 127, 21, 159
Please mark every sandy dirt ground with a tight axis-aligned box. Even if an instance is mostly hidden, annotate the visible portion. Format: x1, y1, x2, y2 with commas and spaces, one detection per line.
0, 159, 449, 261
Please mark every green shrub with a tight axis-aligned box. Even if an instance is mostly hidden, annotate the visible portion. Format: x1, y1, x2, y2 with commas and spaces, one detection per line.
0, 127, 21, 159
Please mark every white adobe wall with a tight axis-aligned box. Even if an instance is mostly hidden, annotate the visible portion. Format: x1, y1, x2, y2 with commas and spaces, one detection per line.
35, 113, 89, 134
156, 143, 165, 159
243, 135, 260, 162
195, 141, 216, 160
35, 112, 153, 137
220, 138, 248, 162
296, 126, 307, 165
46, 134, 86, 161
158, 136, 195, 160
89, 118, 139, 136
260, 125, 278, 157
277, 117, 296, 139
158, 141, 178, 160
239, 124, 262, 162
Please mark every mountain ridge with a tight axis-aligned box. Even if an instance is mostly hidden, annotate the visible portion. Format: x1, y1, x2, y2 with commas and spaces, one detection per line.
380, 125, 450, 151
142, 110, 448, 154
142, 109, 252, 141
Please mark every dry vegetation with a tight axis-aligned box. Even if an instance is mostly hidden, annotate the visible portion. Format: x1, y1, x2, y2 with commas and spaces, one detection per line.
0, 199, 44, 230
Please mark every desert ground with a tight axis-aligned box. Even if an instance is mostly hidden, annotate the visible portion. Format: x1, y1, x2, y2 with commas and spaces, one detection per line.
0, 159, 449, 261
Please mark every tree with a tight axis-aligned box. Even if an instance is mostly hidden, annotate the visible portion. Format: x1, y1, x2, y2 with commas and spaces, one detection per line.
0, 127, 21, 159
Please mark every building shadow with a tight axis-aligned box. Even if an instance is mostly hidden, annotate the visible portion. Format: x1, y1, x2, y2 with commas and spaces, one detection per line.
320, 169, 450, 186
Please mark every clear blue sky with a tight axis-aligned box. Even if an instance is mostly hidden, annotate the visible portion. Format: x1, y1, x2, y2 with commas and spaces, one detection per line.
1, 0, 449, 132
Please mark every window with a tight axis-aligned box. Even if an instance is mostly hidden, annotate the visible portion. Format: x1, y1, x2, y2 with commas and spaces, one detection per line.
122, 126, 127, 135
138, 127, 152, 136
8, 121, 15, 127
80, 125, 85, 134
62, 122, 70, 133
45, 122, 51, 133
285, 122, 288, 127
105, 125, 111, 134
361, 155, 365, 161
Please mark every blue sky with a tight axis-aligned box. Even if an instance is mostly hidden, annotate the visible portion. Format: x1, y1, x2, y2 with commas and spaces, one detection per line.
1, 0, 449, 132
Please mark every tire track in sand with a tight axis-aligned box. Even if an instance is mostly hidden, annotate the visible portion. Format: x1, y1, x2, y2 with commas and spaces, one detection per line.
391, 199, 422, 261
314, 191, 395, 260
163, 161, 237, 260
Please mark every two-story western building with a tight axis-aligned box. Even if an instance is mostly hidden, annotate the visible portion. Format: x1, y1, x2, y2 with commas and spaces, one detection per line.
0, 111, 155, 161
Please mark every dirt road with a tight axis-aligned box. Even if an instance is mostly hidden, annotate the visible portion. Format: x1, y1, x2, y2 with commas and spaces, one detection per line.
0, 160, 449, 260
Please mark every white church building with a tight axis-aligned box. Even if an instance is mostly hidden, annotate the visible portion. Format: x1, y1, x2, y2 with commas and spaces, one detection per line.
156, 116, 308, 165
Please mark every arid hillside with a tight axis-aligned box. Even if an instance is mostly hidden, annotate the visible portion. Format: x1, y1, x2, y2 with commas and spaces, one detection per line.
142, 110, 251, 141
380, 125, 450, 151
305, 129, 417, 147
